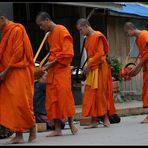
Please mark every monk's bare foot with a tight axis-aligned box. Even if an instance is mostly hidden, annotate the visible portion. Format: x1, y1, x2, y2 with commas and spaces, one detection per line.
6, 137, 25, 144
70, 125, 78, 135
103, 119, 110, 127
84, 123, 98, 129
46, 131, 63, 137
103, 114, 110, 127
140, 115, 148, 124
103, 122, 110, 127
28, 125, 37, 142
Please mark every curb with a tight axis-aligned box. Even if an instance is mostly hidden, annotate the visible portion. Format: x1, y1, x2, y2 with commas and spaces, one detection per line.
73, 106, 148, 125
116, 107, 148, 117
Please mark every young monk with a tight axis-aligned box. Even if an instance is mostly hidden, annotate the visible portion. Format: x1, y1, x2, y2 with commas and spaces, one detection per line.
76, 18, 117, 128
36, 11, 78, 137
0, 12, 37, 144
124, 22, 148, 123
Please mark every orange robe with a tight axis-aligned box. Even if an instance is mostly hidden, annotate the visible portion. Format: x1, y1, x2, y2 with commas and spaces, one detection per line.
136, 30, 148, 108
46, 25, 75, 119
0, 21, 35, 132
82, 31, 116, 117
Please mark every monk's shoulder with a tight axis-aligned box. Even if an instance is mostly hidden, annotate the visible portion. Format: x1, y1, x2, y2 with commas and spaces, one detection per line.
57, 25, 67, 31
140, 30, 148, 41
95, 31, 108, 43
91, 32, 103, 41
56, 25, 70, 34
142, 30, 148, 33
95, 31, 105, 38
12, 25, 23, 35
56, 25, 72, 40
142, 30, 148, 36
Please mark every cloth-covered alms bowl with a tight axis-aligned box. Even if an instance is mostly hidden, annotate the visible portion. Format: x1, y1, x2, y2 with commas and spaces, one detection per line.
34, 63, 44, 80
0, 125, 13, 139
119, 63, 136, 81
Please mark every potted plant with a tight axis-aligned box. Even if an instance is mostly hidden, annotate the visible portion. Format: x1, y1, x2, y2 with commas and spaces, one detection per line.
107, 56, 123, 92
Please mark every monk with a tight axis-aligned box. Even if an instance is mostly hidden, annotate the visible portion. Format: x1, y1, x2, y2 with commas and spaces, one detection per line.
76, 18, 117, 128
124, 22, 148, 123
0, 12, 36, 144
36, 11, 78, 137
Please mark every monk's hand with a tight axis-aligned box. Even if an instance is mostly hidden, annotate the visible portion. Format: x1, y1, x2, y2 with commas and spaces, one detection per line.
83, 65, 90, 75
70, 66, 74, 72
128, 63, 142, 77
0, 71, 7, 82
39, 71, 47, 83
0, 67, 12, 83
42, 59, 57, 71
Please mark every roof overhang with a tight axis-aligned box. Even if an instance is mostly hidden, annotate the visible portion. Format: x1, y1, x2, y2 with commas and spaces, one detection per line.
109, 3, 148, 18
48, 2, 124, 10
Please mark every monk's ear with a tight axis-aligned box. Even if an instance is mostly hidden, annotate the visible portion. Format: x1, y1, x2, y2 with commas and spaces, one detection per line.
0, 16, 5, 20
84, 24, 89, 28
42, 17, 50, 22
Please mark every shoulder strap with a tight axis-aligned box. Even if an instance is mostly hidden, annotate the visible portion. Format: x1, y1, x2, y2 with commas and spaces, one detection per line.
34, 31, 50, 62
39, 52, 50, 68
125, 38, 141, 65
125, 38, 136, 65
76, 37, 86, 81
79, 37, 86, 67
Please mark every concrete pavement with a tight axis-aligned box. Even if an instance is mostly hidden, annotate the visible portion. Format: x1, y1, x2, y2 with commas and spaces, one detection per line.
0, 114, 148, 145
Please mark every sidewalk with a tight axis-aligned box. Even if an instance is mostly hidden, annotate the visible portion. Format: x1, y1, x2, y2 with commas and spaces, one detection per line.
74, 100, 148, 121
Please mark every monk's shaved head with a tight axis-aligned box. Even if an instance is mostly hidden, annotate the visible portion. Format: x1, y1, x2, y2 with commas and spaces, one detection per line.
124, 22, 139, 37
124, 22, 136, 30
0, 11, 8, 30
36, 11, 51, 22
76, 18, 93, 36
76, 18, 90, 27
36, 11, 55, 32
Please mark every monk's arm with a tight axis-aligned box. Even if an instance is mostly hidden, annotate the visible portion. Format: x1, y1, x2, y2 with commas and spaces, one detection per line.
0, 28, 25, 81
128, 43, 148, 76
8, 27, 27, 68
42, 59, 57, 71
136, 43, 148, 71
0, 66, 12, 81
83, 38, 106, 74
56, 35, 74, 66
141, 43, 148, 63
88, 37, 106, 69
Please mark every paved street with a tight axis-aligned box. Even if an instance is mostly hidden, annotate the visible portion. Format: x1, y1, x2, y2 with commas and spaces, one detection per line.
0, 114, 148, 146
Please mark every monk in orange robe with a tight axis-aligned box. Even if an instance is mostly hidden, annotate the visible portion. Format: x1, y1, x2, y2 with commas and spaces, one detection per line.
0, 12, 36, 144
36, 11, 78, 137
76, 18, 117, 128
124, 22, 148, 123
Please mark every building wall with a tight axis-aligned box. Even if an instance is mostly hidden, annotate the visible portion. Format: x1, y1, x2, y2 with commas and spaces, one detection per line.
0, 2, 13, 38
0, 2, 13, 20
107, 16, 130, 62
107, 16, 148, 95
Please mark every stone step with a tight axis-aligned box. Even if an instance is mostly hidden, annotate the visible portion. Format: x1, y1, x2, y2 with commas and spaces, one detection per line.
74, 101, 148, 126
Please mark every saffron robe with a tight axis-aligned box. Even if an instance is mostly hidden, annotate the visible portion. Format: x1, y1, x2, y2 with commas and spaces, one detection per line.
0, 21, 35, 132
82, 31, 116, 117
46, 25, 75, 119
136, 30, 148, 108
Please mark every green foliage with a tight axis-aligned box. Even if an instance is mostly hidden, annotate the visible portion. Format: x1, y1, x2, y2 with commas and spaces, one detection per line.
107, 56, 123, 82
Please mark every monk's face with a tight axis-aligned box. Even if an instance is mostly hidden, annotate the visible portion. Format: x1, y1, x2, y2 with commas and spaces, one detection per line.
36, 19, 50, 32
0, 16, 6, 30
124, 27, 135, 37
77, 24, 89, 36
